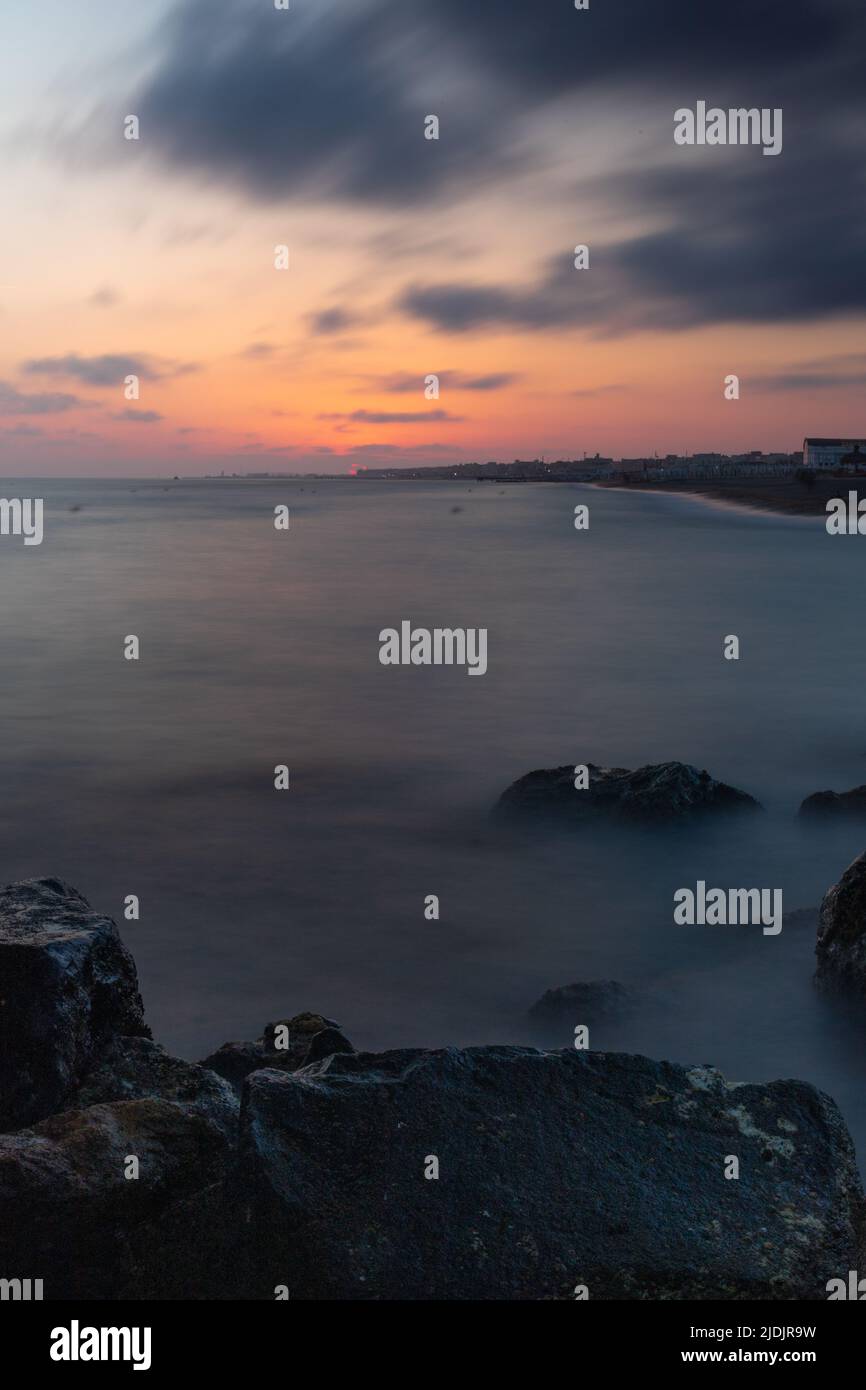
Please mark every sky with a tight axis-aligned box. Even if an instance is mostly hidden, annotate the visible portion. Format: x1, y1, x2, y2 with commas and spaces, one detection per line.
1, 0, 866, 475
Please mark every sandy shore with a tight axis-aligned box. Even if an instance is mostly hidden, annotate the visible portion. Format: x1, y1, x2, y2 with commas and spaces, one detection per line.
596, 476, 851, 517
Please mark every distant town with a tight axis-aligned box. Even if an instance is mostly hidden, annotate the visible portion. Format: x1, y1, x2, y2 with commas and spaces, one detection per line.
207, 438, 866, 484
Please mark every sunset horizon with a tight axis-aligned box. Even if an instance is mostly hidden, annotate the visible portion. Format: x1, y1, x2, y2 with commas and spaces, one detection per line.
3, 0, 866, 476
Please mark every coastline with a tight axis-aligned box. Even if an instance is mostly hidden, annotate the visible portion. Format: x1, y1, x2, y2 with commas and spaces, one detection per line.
594, 476, 845, 518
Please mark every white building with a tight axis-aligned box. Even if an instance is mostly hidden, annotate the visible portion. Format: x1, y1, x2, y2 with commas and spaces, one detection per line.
803, 437, 866, 469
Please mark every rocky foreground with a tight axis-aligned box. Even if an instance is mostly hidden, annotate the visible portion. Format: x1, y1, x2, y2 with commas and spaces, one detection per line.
0, 878, 863, 1300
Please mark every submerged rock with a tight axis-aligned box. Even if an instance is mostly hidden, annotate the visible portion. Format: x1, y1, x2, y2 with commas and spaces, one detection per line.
816, 849, 866, 994
234, 1046, 861, 1301
0, 878, 149, 1130
201, 1012, 353, 1094
529, 980, 637, 1024
800, 786, 866, 819
495, 761, 761, 827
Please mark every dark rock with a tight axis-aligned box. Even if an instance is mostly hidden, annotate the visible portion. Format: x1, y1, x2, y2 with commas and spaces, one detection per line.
816, 849, 866, 993
0, 1098, 231, 1299
234, 1046, 861, 1301
784, 907, 820, 931
0, 878, 149, 1130
121, 1181, 245, 1301
303, 1027, 354, 1065
262, 1011, 340, 1052
495, 761, 761, 827
529, 980, 637, 1024
800, 786, 866, 819
201, 1012, 353, 1094
68, 1036, 238, 1143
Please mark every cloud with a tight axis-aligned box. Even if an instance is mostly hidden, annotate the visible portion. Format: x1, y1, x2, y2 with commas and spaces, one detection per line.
127, 0, 508, 208
752, 372, 866, 392
0, 380, 87, 415
320, 408, 464, 424
376, 370, 519, 393
348, 441, 464, 457
88, 286, 121, 308
433, 0, 852, 93
111, 409, 164, 424
79, 0, 866, 334
307, 307, 361, 336
121, 0, 862, 208
397, 259, 605, 333
22, 353, 196, 385
400, 130, 866, 336
239, 342, 276, 359
747, 352, 866, 391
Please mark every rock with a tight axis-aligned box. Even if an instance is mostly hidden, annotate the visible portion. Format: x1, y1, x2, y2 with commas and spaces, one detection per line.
201, 1012, 353, 1094
68, 1036, 239, 1144
304, 1027, 355, 1065
784, 907, 820, 931
234, 1046, 861, 1301
263, 1011, 340, 1052
0, 878, 149, 1130
529, 980, 637, 1024
121, 1181, 244, 1301
495, 761, 761, 827
0, 1099, 231, 1299
800, 786, 866, 819
816, 849, 866, 993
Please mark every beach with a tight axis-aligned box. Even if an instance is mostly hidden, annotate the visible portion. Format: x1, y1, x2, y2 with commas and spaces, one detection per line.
597, 475, 850, 517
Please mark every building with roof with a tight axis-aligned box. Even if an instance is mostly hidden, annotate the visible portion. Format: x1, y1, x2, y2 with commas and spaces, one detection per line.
803, 437, 866, 469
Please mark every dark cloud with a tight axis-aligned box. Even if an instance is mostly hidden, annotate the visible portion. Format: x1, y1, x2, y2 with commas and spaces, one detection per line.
752, 371, 866, 392
307, 308, 360, 336
0, 381, 87, 415
377, 370, 519, 393
348, 442, 462, 456
401, 126, 866, 335
111, 409, 164, 424
131, 0, 508, 208
320, 408, 463, 424
398, 257, 607, 333
110, 0, 866, 332
434, 0, 854, 93
127, 0, 863, 205
22, 354, 196, 385
239, 342, 276, 359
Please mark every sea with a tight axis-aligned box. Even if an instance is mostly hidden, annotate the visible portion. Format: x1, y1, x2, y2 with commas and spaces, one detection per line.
3, 476, 866, 1163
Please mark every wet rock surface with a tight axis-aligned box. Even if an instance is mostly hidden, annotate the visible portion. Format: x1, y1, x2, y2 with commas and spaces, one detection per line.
234, 1047, 863, 1301
0, 877, 148, 1130
529, 980, 638, 1024
0, 878, 862, 1301
801, 786, 866, 819
495, 761, 761, 827
200, 1012, 354, 1093
817, 849, 866, 994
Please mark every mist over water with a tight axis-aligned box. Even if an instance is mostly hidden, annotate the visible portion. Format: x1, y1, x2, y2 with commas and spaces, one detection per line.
3, 477, 866, 1164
